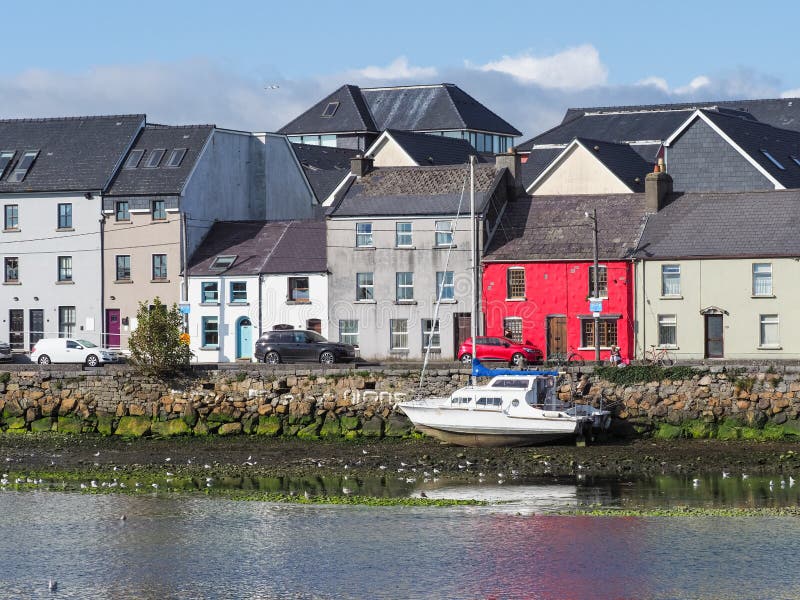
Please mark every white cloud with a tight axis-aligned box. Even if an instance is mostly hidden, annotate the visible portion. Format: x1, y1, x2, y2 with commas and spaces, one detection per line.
476, 45, 608, 91
781, 88, 800, 98
350, 56, 436, 80
675, 75, 711, 95
636, 76, 669, 93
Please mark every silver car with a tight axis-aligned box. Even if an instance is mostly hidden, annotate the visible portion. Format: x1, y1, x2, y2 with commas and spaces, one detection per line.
0, 342, 12, 363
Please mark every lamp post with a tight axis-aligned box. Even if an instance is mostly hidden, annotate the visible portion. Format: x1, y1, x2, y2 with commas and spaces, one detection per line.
585, 209, 600, 363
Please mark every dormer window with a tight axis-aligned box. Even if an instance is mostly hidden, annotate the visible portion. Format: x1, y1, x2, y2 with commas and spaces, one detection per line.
165, 148, 187, 168
144, 149, 166, 168
760, 149, 785, 170
0, 151, 14, 179
321, 102, 340, 118
124, 149, 145, 169
7, 150, 39, 183
209, 255, 236, 271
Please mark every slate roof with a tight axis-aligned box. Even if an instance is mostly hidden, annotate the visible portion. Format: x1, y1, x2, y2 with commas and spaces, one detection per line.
279, 84, 521, 137
484, 193, 649, 261
575, 138, 654, 192
291, 143, 357, 201
693, 110, 800, 188
519, 148, 562, 188
380, 129, 482, 165
0, 114, 144, 193
107, 124, 214, 196
634, 190, 800, 259
187, 219, 327, 277
329, 164, 503, 217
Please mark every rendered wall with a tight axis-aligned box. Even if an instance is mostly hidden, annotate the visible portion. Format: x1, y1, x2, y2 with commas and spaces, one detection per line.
530, 144, 633, 195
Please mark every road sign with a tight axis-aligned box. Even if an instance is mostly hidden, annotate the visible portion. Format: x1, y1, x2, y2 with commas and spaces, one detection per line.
178, 303, 191, 314
592, 312, 600, 318
589, 299, 603, 313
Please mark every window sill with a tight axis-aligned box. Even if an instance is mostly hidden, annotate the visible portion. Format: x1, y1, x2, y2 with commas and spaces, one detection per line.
656, 345, 679, 350
355, 299, 376, 304
114, 219, 131, 224
389, 349, 409, 354
286, 300, 311, 305
227, 302, 249, 306
152, 218, 167, 222
114, 279, 133, 284
660, 295, 683, 300
433, 245, 457, 250
199, 346, 219, 351
394, 300, 417, 305
422, 348, 441, 354
3, 228, 20, 233
199, 302, 220, 306
395, 245, 416, 250
55, 228, 75, 232
506, 297, 526, 302
438, 299, 457, 304
150, 279, 170, 283
55, 281, 75, 285
758, 345, 782, 350
355, 246, 376, 251
3, 281, 21, 285
578, 346, 613, 351
752, 295, 776, 299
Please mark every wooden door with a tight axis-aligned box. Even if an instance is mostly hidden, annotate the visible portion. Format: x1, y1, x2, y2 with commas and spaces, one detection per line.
453, 313, 471, 354
705, 314, 724, 358
547, 316, 567, 359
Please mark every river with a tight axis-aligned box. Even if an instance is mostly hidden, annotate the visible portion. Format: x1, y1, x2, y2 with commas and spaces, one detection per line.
2, 477, 800, 599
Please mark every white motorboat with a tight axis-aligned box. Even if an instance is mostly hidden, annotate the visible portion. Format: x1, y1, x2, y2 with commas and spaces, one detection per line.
399, 371, 591, 447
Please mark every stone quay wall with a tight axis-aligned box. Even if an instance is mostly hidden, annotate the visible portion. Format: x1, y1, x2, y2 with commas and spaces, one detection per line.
1, 364, 800, 439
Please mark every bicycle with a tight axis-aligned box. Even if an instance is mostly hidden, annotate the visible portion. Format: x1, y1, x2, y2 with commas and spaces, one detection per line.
644, 344, 674, 366
546, 347, 585, 368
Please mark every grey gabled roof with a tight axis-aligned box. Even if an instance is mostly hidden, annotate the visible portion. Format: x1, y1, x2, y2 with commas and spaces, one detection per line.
634, 189, 800, 259
694, 110, 800, 188
329, 164, 504, 218
519, 147, 562, 188
278, 84, 378, 135
187, 219, 327, 277
279, 83, 521, 137
573, 138, 654, 192
0, 114, 144, 193
106, 124, 214, 196
383, 129, 482, 165
291, 143, 357, 201
484, 193, 649, 261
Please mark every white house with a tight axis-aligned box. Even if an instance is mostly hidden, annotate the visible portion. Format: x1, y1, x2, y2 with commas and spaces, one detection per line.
185, 220, 328, 362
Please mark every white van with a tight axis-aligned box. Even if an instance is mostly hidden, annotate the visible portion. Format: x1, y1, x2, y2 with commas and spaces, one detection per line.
30, 338, 119, 367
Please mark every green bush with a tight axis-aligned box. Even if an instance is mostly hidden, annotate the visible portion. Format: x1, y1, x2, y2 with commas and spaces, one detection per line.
127, 297, 193, 377
0, 372, 10, 385
594, 365, 702, 385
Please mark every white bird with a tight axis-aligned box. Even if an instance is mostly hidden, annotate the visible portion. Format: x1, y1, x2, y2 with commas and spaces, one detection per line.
93, 452, 100, 457
379, 465, 387, 470
458, 464, 466, 470
48, 579, 57, 592
90, 480, 98, 488
119, 515, 126, 521
722, 470, 730, 479
742, 473, 749, 480
247, 455, 252, 461
692, 479, 700, 487
790, 477, 796, 487
204, 464, 211, 469
342, 487, 352, 495
80, 483, 87, 489
400, 462, 408, 467
362, 449, 368, 455
166, 472, 173, 477
151, 483, 159, 489
433, 468, 440, 474
165, 457, 171, 462
317, 462, 323, 468
303, 491, 310, 499
465, 460, 473, 465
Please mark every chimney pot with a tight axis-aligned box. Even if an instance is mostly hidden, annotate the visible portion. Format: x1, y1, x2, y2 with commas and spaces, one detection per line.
645, 171, 673, 213
495, 149, 524, 197
350, 155, 374, 177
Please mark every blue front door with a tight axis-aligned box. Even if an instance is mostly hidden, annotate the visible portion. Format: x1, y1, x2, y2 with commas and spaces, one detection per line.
237, 318, 253, 359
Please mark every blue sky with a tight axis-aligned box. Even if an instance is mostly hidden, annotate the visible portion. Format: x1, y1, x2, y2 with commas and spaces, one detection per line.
3, 0, 799, 139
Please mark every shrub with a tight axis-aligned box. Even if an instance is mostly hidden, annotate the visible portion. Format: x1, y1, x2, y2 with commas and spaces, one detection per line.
594, 365, 702, 385
127, 297, 193, 377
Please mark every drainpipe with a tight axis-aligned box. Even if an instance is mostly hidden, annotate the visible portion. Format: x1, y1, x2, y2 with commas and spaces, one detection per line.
99, 208, 106, 347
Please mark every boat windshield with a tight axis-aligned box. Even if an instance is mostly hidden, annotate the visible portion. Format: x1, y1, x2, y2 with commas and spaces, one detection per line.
489, 378, 530, 389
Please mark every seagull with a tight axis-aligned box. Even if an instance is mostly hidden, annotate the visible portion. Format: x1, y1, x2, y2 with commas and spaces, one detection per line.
420, 491, 428, 498
151, 483, 159, 489
93, 452, 100, 457
247, 455, 252, 461
362, 449, 368, 455
303, 491, 310, 499
742, 473, 749, 480
433, 468, 440, 474
790, 477, 796, 487
379, 465, 387, 470
342, 487, 352, 495
165, 458, 171, 462
692, 479, 700, 488
119, 515, 126, 521
722, 470, 730, 479
90, 480, 98, 488
204, 464, 211, 469
400, 462, 408, 467
48, 579, 57, 592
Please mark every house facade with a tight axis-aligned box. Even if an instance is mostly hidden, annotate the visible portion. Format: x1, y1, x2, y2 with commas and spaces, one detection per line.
0, 114, 144, 350
185, 220, 327, 363
634, 188, 800, 360
326, 155, 518, 361
482, 193, 647, 362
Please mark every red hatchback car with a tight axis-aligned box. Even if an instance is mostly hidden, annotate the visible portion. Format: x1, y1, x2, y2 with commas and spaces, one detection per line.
458, 337, 544, 366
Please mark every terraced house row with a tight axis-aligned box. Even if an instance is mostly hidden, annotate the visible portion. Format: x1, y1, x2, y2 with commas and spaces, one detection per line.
3, 84, 800, 362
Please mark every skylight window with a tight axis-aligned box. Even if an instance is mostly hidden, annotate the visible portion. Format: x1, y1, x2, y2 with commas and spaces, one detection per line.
321, 102, 340, 118
144, 149, 166, 168
7, 150, 39, 183
791, 155, 800, 168
124, 149, 145, 169
0, 151, 14, 180
761, 149, 785, 170
165, 148, 187, 168
209, 255, 237, 271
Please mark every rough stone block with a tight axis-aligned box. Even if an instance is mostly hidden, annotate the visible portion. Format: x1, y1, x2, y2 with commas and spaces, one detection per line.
256, 416, 282, 436
361, 416, 384, 438
114, 416, 151, 438
319, 415, 341, 439
57, 416, 82, 434
218, 422, 242, 436
30, 418, 53, 433
296, 419, 322, 440
96, 414, 115, 436
152, 419, 191, 437
384, 414, 414, 438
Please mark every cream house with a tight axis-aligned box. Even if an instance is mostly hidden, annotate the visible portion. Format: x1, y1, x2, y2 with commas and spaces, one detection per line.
634, 188, 800, 360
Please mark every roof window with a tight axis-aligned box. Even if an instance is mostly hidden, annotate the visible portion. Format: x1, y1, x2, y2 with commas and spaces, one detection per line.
7, 150, 39, 183
760, 149, 785, 170
165, 148, 187, 168
0, 151, 14, 180
144, 149, 166, 168
791, 155, 800, 167
124, 149, 145, 169
209, 255, 237, 271
321, 102, 340, 118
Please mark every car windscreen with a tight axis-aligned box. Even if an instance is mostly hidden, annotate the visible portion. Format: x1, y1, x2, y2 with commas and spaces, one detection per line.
77, 340, 98, 348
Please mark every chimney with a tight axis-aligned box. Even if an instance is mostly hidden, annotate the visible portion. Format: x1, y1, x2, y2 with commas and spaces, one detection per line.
495, 148, 524, 197
350, 155, 373, 177
645, 170, 673, 213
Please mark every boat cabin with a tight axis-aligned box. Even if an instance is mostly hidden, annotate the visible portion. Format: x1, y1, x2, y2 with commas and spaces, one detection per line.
449, 375, 564, 411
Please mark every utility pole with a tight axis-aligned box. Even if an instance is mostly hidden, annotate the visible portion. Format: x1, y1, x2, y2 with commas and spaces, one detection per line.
591, 209, 600, 363
469, 155, 477, 386
181, 211, 189, 334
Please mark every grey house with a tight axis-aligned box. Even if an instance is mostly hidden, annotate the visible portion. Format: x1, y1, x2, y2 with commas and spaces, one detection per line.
278, 83, 521, 153
325, 153, 522, 361
0, 114, 144, 350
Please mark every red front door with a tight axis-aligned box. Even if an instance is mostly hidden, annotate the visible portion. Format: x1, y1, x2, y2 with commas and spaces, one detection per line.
106, 309, 121, 348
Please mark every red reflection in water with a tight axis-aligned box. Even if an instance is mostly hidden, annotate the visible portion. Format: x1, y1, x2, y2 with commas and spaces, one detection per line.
463, 516, 648, 600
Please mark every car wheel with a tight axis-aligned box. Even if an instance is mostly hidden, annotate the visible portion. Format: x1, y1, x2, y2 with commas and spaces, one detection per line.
85, 354, 99, 367
511, 353, 526, 367
264, 351, 280, 365
460, 353, 472, 364
319, 351, 336, 365
38, 355, 51, 365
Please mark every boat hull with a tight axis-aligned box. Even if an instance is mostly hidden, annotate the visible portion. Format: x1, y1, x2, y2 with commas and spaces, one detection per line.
413, 424, 575, 448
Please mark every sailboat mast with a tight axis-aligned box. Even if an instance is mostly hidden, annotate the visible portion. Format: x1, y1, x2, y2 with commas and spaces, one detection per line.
470, 156, 477, 386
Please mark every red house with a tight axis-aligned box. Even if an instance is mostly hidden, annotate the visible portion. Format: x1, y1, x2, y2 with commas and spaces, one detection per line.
482, 194, 648, 362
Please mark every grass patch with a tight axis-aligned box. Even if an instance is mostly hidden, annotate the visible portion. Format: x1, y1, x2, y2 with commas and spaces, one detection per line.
594, 365, 702, 384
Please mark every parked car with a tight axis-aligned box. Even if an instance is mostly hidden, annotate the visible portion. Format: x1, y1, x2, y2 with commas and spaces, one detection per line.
31, 338, 120, 367
254, 329, 356, 365
0, 341, 12, 363
457, 336, 543, 366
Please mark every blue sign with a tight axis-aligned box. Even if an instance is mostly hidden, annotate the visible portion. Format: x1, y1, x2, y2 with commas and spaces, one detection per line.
179, 303, 191, 315
589, 300, 603, 313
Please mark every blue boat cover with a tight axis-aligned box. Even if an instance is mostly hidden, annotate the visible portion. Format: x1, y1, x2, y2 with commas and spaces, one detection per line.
471, 358, 559, 378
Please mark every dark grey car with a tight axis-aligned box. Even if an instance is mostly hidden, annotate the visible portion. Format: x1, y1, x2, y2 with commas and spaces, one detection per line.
254, 330, 356, 365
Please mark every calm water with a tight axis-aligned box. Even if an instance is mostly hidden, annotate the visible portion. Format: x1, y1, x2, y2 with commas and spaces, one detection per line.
2, 486, 800, 599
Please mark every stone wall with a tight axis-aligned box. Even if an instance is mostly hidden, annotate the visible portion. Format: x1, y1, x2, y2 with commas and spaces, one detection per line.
2, 364, 800, 439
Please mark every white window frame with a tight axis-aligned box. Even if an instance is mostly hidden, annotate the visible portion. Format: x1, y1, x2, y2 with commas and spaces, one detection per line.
356, 222, 373, 247
657, 314, 678, 348
588, 265, 608, 298
506, 267, 526, 300
661, 264, 681, 297
395, 222, 412, 247
396, 272, 414, 301
435, 220, 454, 246
759, 314, 780, 349
356, 272, 374, 301
436, 271, 454, 301
339, 320, 359, 347
503, 317, 523, 342
752, 263, 773, 297
390, 319, 409, 350
422, 318, 441, 351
